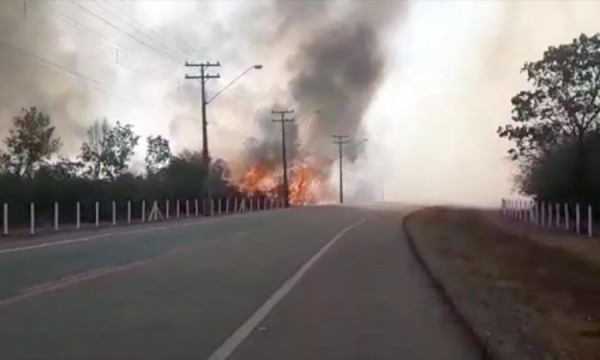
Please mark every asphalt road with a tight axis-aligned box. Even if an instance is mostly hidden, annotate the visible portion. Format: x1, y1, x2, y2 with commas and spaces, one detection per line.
0, 205, 480, 360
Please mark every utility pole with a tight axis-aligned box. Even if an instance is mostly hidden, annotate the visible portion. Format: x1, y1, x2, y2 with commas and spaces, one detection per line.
332, 135, 351, 204
272, 109, 295, 207
184, 61, 220, 167
184, 61, 220, 200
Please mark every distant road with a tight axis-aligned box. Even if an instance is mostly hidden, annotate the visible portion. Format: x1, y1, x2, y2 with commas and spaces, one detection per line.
0, 205, 479, 360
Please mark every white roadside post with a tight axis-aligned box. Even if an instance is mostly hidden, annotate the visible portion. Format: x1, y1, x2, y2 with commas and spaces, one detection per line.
556, 203, 560, 227
203, 199, 207, 216
176, 200, 180, 219
95, 201, 99, 228
530, 201, 535, 223
127, 200, 132, 225
548, 202, 552, 228
186, 199, 190, 217
565, 203, 570, 231
226, 198, 230, 214
588, 205, 593, 237
520, 201, 524, 221
576, 203, 581, 235
250, 198, 254, 212
3, 203, 8, 236
76, 202, 81, 230
112, 201, 117, 226
234, 198, 239, 213
217, 198, 221, 216
166, 200, 170, 220
142, 200, 146, 223
210, 198, 215, 216
195, 199, 199, 217
54, 202, 59, 231
30, 202, 35, 235
541, 202, 545, 227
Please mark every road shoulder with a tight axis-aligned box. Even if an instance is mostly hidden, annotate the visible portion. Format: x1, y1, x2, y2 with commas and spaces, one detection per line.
405, 207, 600, 360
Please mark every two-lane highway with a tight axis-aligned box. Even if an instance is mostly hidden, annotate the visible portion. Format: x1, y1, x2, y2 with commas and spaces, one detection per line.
0, 205, 480, 360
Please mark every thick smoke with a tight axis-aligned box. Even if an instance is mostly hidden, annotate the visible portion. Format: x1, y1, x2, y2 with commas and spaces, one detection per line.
279, 1, 405, 161
0, 1, 114, 154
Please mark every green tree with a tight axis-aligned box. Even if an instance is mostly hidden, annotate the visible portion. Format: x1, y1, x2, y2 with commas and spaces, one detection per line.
1, 107, 61, 177
498, 33, 600, 199
145, 135, 171, 176
80, 119, 139, 179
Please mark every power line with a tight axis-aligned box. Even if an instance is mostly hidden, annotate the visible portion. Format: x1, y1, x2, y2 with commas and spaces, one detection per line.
92, 0, 203, 60
90, 0, 193, 60
74, 1, 183, 65
0, 38, 141, 104
37, 1, 178, 76
0, 36, 199, 121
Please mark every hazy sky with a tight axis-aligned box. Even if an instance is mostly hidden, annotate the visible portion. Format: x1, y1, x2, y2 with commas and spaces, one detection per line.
2, 0, 600, 207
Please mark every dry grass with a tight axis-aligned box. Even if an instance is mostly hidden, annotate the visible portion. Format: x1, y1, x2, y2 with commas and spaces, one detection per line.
407, 207, 600, 360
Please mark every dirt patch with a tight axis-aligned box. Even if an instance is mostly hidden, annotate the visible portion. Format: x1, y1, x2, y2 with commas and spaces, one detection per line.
406, 207, 600, 360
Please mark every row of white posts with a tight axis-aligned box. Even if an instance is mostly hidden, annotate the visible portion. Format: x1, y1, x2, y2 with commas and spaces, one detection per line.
1, 197, 285, 236
501, 199, 594, 237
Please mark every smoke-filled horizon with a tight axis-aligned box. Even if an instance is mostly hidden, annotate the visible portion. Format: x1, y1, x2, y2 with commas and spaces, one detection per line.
2, 0, 600, 206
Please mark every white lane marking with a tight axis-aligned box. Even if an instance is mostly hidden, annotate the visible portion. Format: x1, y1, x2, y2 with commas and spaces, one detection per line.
0, 231, 250, 306
207, 216, 368, 360
0, 211, 269, 256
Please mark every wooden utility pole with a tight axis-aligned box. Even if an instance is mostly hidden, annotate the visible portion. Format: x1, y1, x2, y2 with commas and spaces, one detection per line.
184, 61, 220, 167
332, 135, 351, 204
272, 109, 295, 207
184, 61, 220, 201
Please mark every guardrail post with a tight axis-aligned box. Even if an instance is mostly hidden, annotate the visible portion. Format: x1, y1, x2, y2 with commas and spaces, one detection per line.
30, 202, 35, 235
142, 200, 146, 223
195, 199, 199, 217
166, 200, 170, 219
3, 203, 8, 235
112, 201, 117, 226
576, 203, 581, 234
176, 199, 180, 218
127, 200, 132, 224
76, 202, 81, 229
95, 201, 99, 227
547, 202, 552, 228
541, 202, 545, 227
565, 203, 569, 231
186, 199, 190, 217
218, 198, 222, 216
588, 205, 593, 237
54, 202, 59, 231
555, 203, 560, 227
210, 198, 215, 216
226, 198, 230, 214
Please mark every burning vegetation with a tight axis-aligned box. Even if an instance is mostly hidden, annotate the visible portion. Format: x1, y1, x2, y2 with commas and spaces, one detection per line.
232, 160, 334, 206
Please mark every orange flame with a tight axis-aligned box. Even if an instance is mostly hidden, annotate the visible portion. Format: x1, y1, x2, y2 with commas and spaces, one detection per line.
233, 161, 334, 205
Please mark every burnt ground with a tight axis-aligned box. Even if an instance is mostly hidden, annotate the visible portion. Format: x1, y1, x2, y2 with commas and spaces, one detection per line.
406, 207, 600, 360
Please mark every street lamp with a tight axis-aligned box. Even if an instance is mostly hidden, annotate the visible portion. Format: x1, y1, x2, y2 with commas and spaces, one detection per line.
206, 64, 263, 104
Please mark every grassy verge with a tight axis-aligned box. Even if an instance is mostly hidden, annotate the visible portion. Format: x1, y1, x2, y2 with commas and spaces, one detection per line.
406, 207, 600, 360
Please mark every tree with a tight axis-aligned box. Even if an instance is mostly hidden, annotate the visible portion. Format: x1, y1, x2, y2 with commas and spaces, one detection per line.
80, 119, 140, 179
498, 33, 600, 199
1, 107, 61, 177
145, 135, 171, 176
109, 121, 140, 178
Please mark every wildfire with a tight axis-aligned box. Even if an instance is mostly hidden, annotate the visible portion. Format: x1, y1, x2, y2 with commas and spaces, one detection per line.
233, 161, 334, 205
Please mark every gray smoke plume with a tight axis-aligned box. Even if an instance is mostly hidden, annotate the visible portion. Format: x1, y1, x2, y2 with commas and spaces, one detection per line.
241, 104, 300, 166
280, 0, 405, 161
0, 1, 114, 154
